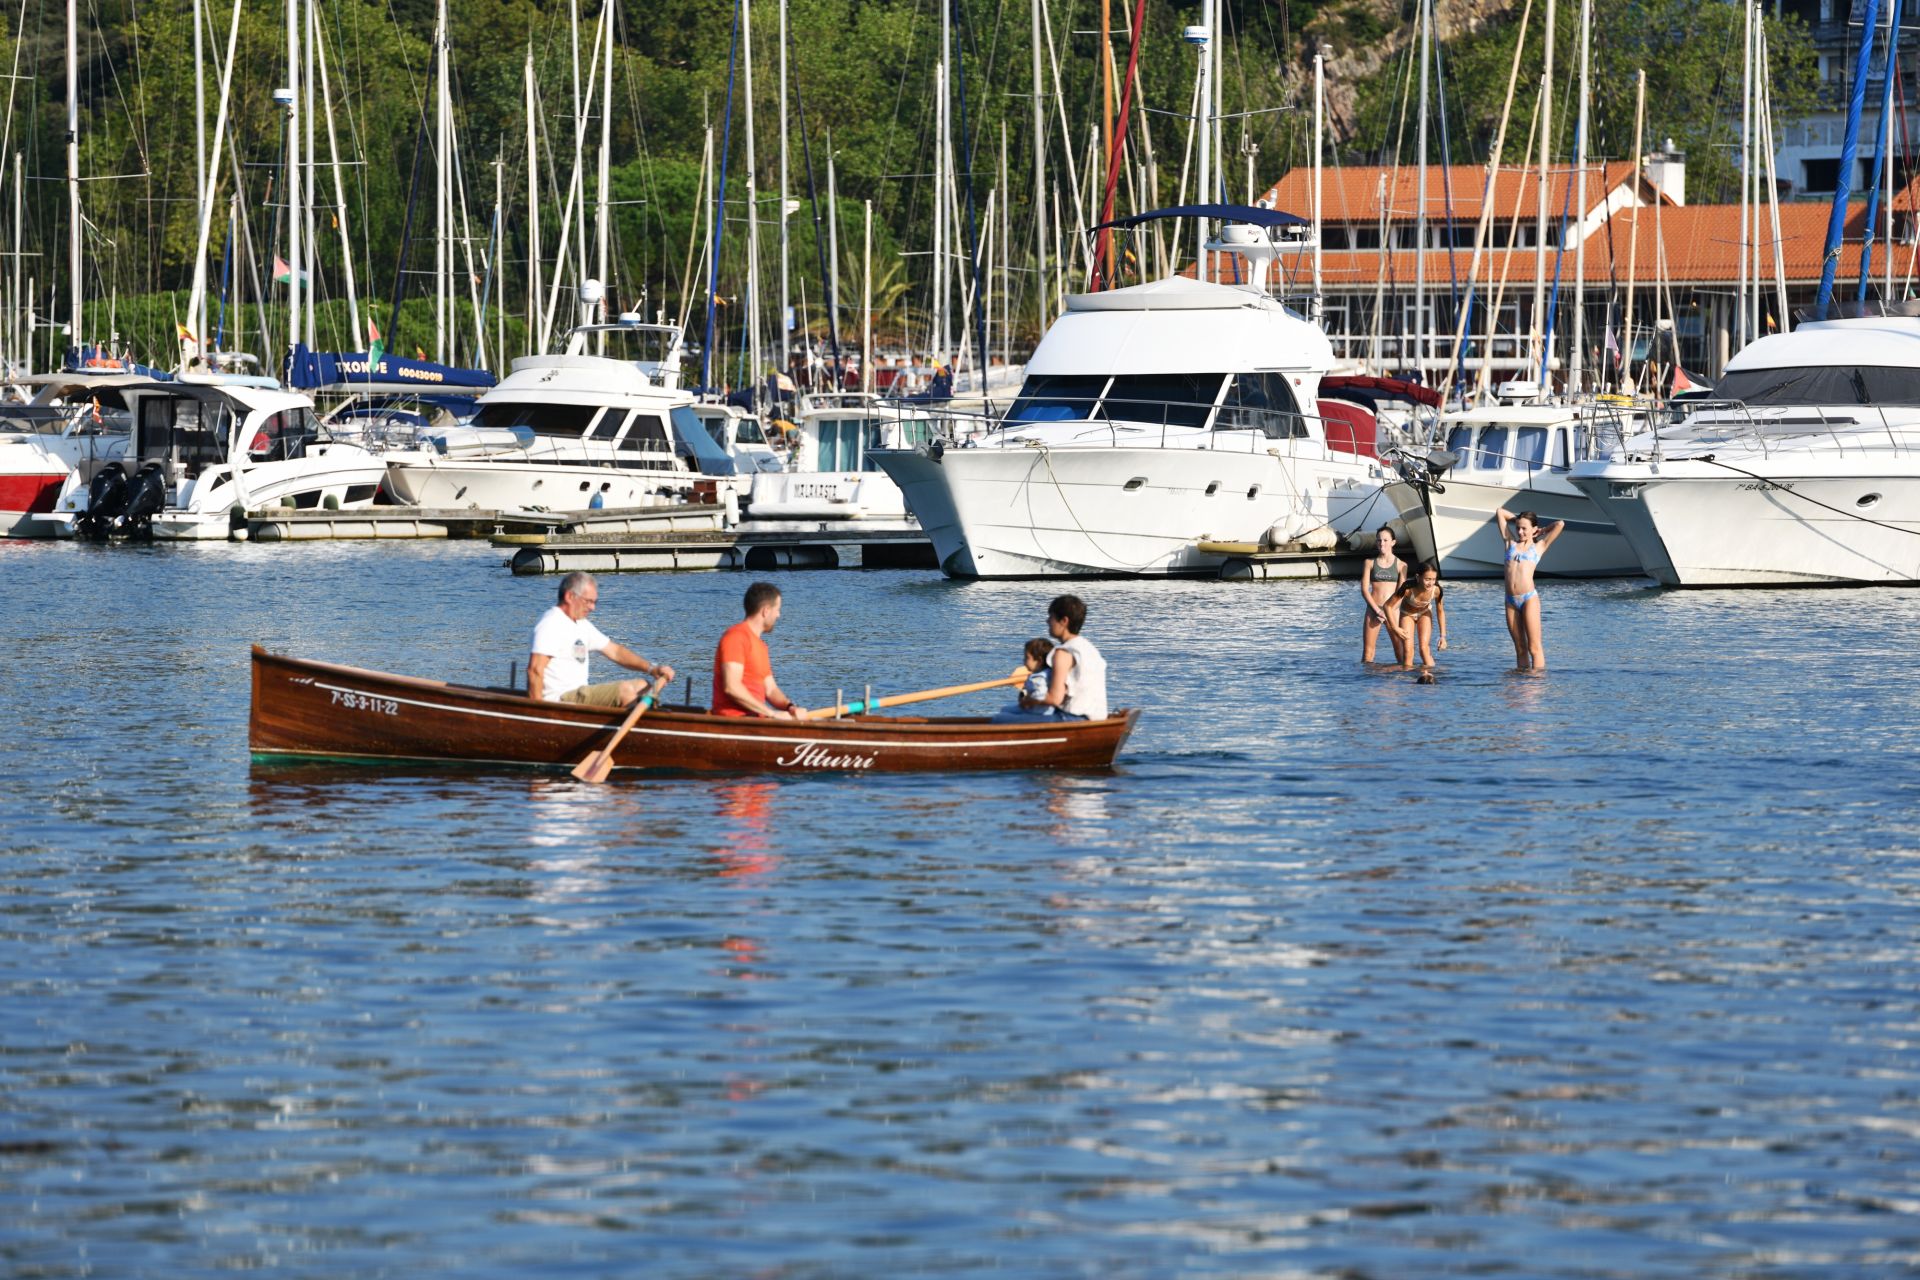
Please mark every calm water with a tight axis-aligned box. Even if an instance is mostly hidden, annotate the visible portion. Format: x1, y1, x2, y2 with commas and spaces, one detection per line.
4, 539, 1919, 1278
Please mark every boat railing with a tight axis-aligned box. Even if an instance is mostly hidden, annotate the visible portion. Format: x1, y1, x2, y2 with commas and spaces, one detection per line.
907, 394, 1364, 456
1643, 400, 1920, 463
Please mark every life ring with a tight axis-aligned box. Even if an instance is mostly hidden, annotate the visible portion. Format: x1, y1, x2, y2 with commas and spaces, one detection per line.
249, 431, 272, 455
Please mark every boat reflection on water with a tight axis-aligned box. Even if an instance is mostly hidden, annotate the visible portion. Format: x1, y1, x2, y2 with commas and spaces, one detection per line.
708, 779, 780, 881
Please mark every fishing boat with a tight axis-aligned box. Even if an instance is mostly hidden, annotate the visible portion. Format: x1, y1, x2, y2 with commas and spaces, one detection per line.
871, 206, 1393, 578
249, 647, 1140, 773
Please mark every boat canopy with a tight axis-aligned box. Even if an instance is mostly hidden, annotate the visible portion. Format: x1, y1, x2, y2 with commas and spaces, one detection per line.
284, 344, 498, 394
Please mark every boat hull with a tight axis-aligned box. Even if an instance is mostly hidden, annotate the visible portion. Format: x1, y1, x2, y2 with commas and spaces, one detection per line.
384, 458, 683, 511
1384, 475, 1642, 578
875, 444, 1386, 578
1569, 459, 1920, 586
249, 647, 1140, 773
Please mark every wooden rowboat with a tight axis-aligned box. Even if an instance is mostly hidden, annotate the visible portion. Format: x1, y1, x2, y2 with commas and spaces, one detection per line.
249, 647, 1141, 774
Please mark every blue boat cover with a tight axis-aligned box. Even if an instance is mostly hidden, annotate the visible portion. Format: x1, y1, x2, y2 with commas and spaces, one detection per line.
284, 344, 498, 392
1091, 203, 1308, 232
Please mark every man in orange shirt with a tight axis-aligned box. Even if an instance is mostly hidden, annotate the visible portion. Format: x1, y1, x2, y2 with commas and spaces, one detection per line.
713, 582, 808, 718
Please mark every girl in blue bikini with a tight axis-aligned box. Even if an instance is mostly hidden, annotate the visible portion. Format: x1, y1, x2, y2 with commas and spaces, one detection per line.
1497, 507, 1565, 671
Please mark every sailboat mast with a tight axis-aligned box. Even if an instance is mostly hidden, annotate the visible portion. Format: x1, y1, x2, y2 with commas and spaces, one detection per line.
1416, 0, 1430, 380
285, 0, 301, 361
525, 50, 541, 348
1572, 0, 1590, 393
1195, 0, 1211, 283
743, 0, 762, 397
434, 0, 450, 361
1312, 51, 1323, 322
1532, 0, 1554, 385
314, 10, 361, 351
1737, 0, 1751, 347
66, 0, 80, 352
1031, 0, 1048, 333
193, 0, 206, 351
596, 0, 613, 348
827, 139, 840, 376
778, 0, 789, 376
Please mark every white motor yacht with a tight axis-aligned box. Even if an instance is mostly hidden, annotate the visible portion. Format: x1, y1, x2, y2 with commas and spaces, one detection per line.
747, 395, 939, 520
1383, 392, 1646, 578
383, 320, 735, 512
1568, 306, 1920, 585
56, 377, 386, 540
872, 209, 1389, 577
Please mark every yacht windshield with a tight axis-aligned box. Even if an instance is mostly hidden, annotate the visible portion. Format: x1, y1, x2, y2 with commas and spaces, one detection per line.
472, 402, 602, 437
1715, 365, 1920, 407
1100, 373, 1225, 428
1008, 374, 1108, 422
1216, 371, 1304, 437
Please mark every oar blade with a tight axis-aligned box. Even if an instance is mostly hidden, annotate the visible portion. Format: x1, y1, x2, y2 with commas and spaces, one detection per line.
576, 749, 615, 783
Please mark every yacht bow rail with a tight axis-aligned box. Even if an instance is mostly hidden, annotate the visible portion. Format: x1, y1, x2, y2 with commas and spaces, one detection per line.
899, 394, 1362, 457
1628, 400, 1920, 463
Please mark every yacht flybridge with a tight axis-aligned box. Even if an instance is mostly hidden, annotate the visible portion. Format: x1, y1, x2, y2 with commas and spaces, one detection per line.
383, 320, 735, 512
1569, 306, 1920, 585
872, 206, 1390, 577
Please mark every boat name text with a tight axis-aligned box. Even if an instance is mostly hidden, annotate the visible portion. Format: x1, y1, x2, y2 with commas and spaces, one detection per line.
1736, 481, 1796, 492
774, 740, 877, 769
330, 689, 400, 716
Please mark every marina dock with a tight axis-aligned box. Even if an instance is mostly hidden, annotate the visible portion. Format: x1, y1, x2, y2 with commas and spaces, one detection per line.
501, 520, 935, 574
1194, 540, 1364, 581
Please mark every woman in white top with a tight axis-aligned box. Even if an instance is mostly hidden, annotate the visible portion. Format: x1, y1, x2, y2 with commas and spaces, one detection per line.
1022, 594, 1108, 721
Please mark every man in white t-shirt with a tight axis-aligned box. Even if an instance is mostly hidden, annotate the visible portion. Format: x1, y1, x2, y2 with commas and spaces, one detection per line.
527, 572, 676, 707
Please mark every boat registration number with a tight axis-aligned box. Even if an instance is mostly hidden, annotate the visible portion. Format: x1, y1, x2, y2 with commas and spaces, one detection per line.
330, 689, 400, 716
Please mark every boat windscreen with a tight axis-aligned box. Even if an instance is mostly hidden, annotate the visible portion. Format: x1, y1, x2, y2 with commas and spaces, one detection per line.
1716, 365, 1920, 407
671, 405, 737, 475
472, 401, 602, 437
1008, 374, 1108, 422
1101, 373, 1225, 428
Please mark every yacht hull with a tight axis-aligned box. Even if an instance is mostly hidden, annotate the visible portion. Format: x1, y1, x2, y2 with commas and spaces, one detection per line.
1569, 459, 1920, 585
877, 444, 1385, 578
383, 459, 681, 512
152, 451, 390, 539
1387, 476, 1642, 578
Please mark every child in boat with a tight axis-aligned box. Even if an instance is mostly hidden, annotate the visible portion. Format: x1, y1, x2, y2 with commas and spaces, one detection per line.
995, 638, 1058, 721
1496, 507, 1566, 671
1387, 560, 1448, 670
1359, 524, 1407, 664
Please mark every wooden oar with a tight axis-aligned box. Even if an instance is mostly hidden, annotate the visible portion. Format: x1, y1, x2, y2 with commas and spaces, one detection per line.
802, 671, 1027, 721
571, 675, 672, 783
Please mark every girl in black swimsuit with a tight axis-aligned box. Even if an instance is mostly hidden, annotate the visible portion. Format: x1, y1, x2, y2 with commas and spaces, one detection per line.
1358, 524, 1407, 664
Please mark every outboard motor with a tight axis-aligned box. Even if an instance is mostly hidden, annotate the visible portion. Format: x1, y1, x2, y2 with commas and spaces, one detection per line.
120, 462, 167, 537
74, 462, 128, 540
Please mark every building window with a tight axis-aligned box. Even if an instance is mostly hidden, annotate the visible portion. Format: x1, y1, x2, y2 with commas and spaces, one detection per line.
1352, 226, 1381, 250
1322, 226, 1350, 250
1804, 157, 1841, 192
